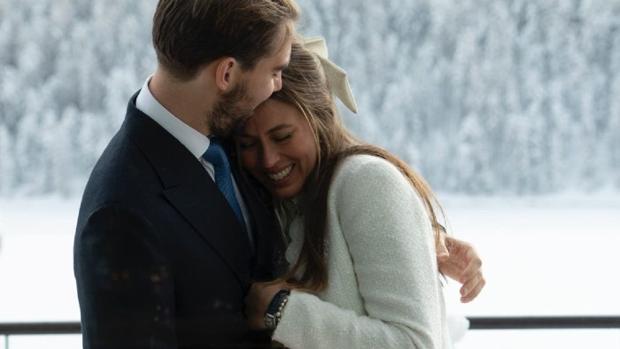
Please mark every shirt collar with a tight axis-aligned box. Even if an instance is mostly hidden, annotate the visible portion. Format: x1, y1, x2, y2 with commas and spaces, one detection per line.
135, 76, 210, 159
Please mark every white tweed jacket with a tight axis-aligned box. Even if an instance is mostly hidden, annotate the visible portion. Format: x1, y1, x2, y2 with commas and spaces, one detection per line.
272, 155, 451, 348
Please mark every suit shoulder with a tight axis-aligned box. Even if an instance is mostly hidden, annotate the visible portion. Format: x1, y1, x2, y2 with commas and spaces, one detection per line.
79, 130, 156, 216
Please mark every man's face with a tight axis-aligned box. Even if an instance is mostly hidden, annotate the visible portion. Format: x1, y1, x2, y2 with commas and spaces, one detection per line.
208, 23, 293, 138
242, 25, 293, 110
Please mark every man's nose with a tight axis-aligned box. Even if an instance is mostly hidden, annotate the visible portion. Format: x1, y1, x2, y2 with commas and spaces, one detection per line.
273, 74, 282, 92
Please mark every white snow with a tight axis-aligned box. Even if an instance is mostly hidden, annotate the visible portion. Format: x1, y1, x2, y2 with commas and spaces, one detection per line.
439, 194, 620, 348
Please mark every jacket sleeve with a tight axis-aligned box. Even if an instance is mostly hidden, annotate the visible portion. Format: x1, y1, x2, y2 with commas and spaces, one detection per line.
272, 156, 443, 349
74, 205, 177, 349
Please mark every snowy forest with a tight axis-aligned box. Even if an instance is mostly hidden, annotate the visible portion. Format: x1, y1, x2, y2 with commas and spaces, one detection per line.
0, 0, 619, 197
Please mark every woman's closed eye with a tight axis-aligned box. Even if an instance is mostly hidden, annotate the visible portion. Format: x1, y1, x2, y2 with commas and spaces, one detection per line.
272, 131, 294, 143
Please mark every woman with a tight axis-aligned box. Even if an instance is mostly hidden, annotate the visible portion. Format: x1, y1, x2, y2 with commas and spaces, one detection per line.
237, 39, 459, 348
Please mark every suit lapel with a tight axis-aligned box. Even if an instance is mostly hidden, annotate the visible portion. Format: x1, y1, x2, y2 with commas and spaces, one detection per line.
162, 183, 252, 285
124, 93, 253, 286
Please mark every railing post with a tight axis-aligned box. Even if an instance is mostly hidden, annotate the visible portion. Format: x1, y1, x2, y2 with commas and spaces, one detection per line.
4, 334, 8, 349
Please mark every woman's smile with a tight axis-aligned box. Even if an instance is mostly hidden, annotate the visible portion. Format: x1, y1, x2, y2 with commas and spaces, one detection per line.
267, 164, 294, 182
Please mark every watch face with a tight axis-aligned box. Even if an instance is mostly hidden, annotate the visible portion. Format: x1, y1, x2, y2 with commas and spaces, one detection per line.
265, 314, 277, 329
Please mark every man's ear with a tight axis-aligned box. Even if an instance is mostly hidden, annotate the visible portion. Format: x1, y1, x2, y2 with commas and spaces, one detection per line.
214, 57, 241, 92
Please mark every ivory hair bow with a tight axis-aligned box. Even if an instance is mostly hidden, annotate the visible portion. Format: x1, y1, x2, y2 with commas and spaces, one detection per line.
303, 36, 358, 113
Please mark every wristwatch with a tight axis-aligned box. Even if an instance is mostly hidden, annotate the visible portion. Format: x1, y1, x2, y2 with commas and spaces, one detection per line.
264, 289, 290, 330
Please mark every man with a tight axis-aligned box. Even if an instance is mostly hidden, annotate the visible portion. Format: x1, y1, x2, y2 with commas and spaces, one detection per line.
74, 1, 299, 347
74, 0, 484, 348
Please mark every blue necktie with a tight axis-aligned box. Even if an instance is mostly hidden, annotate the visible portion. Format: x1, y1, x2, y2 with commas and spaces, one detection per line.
203, 138, 245, 228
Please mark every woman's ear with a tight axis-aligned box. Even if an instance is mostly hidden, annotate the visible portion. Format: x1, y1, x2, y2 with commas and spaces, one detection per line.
214, 57, 240, 92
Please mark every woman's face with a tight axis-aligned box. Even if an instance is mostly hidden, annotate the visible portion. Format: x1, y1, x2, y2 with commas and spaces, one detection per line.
237, 99, 318, 199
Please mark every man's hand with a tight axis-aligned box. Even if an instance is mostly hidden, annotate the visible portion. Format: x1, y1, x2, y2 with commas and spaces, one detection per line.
245, 280, 289, 330
438, 236, 485, 303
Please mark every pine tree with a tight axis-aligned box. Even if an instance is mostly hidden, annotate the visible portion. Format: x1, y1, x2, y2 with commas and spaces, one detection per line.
0, 0, 619, 196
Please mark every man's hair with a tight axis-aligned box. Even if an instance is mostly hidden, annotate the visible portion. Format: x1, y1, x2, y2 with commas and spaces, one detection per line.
152, 0, 299, 80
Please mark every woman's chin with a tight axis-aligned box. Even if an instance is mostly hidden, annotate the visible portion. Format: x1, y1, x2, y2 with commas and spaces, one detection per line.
272, 190, 295, 200
265, 175, 303, 200
270, 185, 301, 201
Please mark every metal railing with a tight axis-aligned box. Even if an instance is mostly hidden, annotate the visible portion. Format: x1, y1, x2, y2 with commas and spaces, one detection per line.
1, 317, 619, 348
0, 322, 80, 349
467, 316, 620, 330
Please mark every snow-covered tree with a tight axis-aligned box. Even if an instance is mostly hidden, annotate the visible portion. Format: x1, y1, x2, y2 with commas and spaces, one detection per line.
0, 0, 618, 196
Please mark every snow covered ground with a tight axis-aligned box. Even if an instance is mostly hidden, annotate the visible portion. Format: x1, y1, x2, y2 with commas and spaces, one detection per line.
0, 195, 619, 348
440, 194, 620, 348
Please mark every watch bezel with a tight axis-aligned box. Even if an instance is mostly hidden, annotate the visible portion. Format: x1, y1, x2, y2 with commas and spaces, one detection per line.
264, 289, 290, 330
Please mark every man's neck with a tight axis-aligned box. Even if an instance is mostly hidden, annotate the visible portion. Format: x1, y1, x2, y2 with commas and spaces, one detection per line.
149, 68, 214, 136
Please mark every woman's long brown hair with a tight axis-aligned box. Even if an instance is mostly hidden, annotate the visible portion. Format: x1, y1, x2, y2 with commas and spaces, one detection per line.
270, 41, 445, 292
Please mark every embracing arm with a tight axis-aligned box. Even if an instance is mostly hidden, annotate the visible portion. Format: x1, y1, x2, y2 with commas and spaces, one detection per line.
272, 156, 444, 349
74, 206, 177, 349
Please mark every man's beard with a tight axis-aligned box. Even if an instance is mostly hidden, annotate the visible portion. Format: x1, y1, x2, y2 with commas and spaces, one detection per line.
208, 81, 253, 138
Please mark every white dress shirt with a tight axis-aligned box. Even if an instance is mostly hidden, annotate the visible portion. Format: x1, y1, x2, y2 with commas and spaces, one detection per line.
135, 77, 253, 242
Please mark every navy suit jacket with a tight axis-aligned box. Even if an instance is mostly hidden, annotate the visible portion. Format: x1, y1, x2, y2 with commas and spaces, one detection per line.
74, 93, 287, 348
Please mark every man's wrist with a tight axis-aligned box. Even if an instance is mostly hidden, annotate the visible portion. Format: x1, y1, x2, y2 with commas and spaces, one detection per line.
264, 289, 290, 330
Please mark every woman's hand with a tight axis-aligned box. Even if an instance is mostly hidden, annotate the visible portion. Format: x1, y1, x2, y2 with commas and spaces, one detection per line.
245, 279, 290, 330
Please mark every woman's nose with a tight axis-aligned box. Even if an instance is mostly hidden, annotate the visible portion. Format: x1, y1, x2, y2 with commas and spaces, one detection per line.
261, 144, 280, 169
